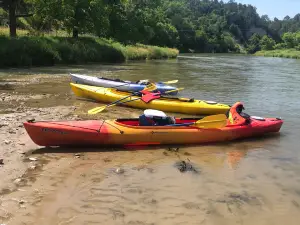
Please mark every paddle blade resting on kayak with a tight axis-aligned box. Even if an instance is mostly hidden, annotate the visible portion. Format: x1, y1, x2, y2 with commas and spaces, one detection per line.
87, 83, 162, 115
23, 102, 283, 147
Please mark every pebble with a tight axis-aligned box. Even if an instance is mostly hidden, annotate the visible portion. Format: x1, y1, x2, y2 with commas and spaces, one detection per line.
0, 123, 8, 128
168, 147, 179, 152
17, 189, 26, 192
103, 158, 111, 162
174, 160, 199, 174
74, 153, 81, 158
19, 199, 26, 205
0, 159, 3, 165
115, 167, 125, 174
29, 165, 36, 170
29, 157, 37, 161
14, 178, 22, 184
4, 140, 11, 145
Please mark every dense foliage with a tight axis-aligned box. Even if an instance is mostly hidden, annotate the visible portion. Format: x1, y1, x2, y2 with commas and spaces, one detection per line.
0, 35, 178, 67
255, 49, 300, 59
1, 0, 300, 53
254, 31, 300, 59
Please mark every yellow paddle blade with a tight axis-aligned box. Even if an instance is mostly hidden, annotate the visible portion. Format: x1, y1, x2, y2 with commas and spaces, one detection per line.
178, 97, 190, 101
88, 106, 107, 114
194, 114, 227, 128
165, 87, 184, 94
163, 80, 179, 84
144, 82, 157, 91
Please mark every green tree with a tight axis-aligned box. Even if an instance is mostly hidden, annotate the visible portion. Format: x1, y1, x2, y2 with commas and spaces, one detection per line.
58, 0, 109, 38
4, 0, 300, 53
194, 29, 208, 52
282, 32, 296, 48
246, 33, 261, 53
27, 0, 115, 38
295, 32, 300, 46
0, 0, 32, 37
260, 35, 275, 50
0, 7, 9, 25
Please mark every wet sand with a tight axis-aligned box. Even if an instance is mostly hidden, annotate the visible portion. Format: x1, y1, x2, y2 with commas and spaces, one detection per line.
0, 59, 299, 225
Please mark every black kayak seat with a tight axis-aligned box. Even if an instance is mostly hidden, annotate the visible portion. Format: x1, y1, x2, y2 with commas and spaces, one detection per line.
139, 109, 175, 126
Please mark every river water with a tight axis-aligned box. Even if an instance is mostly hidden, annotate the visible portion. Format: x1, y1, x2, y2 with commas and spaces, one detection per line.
1, 54, 300, 225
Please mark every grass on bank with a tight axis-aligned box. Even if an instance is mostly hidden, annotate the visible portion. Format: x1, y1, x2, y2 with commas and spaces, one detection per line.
0, 27, 179, 67
124, 44, 179, 60
255, 49, 300, 59
0, 26, 71, 37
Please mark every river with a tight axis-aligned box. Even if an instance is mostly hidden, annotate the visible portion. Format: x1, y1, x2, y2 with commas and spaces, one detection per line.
0, 54, 299, 225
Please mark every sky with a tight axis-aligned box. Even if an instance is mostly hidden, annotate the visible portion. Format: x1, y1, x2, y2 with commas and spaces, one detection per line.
230, 0, 300, 20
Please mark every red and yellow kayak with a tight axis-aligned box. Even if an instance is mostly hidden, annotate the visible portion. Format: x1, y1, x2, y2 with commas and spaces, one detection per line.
23, 102, 283, 147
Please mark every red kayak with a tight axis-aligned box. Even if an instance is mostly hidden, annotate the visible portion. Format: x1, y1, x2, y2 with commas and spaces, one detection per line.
23, 102, 283, 147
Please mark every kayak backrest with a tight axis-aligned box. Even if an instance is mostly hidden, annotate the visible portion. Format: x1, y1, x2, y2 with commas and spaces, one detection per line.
139, 109, 175, 126
144, 109, 167, 118
139, 114, 155, 126
139, 115, 176, 126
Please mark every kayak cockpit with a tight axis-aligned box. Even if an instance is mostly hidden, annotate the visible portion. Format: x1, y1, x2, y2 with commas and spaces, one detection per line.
116, 118, 201, 127
115, 102, 280, 128
116, 109, 201, 127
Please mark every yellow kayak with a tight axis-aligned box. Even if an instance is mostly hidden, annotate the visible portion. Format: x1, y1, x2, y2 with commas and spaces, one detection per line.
70, 83, 230, 115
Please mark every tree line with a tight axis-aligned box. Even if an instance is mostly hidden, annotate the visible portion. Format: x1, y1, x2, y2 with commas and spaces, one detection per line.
1, 0, 300, 53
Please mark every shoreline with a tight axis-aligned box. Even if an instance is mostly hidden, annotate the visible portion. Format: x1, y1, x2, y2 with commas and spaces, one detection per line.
255, 49, 300, 59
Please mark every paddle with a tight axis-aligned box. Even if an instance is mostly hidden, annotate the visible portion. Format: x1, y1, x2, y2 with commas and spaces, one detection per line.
143, 82, 158, 92
87, 83, 158, 115
167, 114, 227, 129
87, 87, 183, 115
161, 80, 179, 84
145, 79, 178, 84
